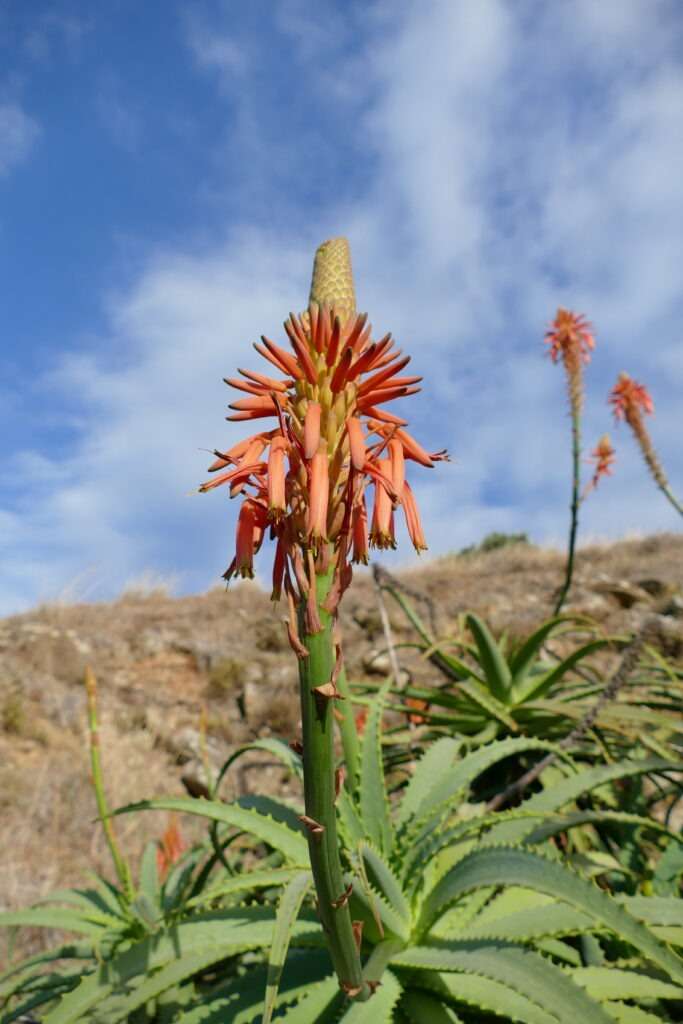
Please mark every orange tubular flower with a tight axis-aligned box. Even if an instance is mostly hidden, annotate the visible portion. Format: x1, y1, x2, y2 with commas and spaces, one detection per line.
267, 436, 288, 519
156, 815, 185, 881
544, 307, 594, 415
369, 459, 396, 550
200, 236, 448, 617
583, 433, 616, 498
609, 371, 654, 421
544, 308, 594, 366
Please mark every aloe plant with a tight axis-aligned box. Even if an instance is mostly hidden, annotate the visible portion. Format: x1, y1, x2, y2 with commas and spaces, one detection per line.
372, 582, 683, 761
5, 683, 682, 1022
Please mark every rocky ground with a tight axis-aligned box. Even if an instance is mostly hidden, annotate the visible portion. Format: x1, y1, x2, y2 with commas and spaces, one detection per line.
1, 532, 681, 964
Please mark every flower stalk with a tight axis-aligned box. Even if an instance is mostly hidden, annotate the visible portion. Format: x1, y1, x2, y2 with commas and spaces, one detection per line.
545, 308, 595, 614
609, 372, 682, 518
201, 237, 446, 997
297, 557, 369, 999
84, 666, 134, 902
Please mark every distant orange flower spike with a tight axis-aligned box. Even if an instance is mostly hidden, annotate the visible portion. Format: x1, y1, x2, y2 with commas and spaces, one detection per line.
544, 308, 595, 365
609, 371, 654, 420
583, 434, 616, 498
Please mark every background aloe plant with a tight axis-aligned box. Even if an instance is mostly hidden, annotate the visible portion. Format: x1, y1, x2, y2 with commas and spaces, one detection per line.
367, 578, 682, 763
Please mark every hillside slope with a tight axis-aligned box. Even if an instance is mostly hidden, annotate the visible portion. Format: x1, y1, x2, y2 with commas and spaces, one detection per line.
1, 533, 681, 960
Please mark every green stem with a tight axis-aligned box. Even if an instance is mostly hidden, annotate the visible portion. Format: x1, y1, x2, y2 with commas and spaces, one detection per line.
555, 406, 581, 615
298, 560, 369, 1000
334, 666, 361, 794
84, 667, 134, 902
659, 482, 683, 518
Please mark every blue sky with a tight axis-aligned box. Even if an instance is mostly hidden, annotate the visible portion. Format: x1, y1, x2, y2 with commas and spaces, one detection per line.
1, 0, 682, 613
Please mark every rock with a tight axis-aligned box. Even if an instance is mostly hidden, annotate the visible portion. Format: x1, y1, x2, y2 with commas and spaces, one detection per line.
592, 577, 651, 609
136, 627, 183, 657
564, 592, 612, 620
163, 726, 201, 764
637, 578, 668, 597
648, 615, 683, 658
362, 650, 411, 686
660, 594, 683, 619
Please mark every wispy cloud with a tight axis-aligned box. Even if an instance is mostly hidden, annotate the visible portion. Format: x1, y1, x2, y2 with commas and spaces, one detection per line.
94, 73, 143, 151
23, 11, 92, 63
183, 9, 248, 85
0, 101, 40, 175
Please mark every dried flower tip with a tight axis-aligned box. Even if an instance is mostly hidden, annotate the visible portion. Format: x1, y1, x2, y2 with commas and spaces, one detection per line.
311, 680, 344, 702
285, 608, 309, 658
340, 982, 363, 998
298, 814, 325, 837
331, 882, 353, 909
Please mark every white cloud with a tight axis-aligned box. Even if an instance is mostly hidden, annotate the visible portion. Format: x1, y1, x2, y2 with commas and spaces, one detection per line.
184, 11, 248, 85
0, 101, 40, 175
